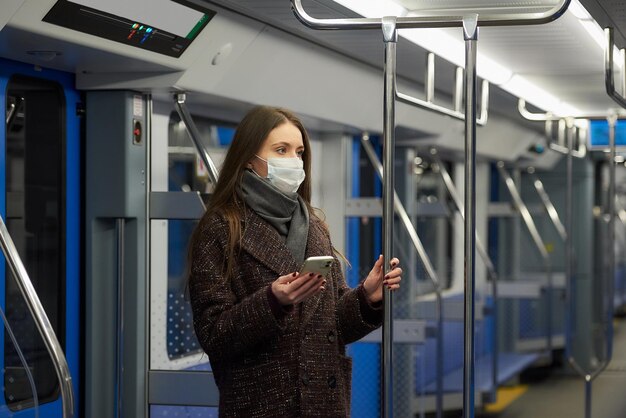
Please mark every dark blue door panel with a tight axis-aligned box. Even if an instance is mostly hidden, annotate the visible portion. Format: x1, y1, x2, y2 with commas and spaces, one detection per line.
0, 58, 80, 417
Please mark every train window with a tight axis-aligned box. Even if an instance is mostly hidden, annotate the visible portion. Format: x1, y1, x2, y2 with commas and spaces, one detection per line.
43, 0, 216, 58
4, 76, 66, 409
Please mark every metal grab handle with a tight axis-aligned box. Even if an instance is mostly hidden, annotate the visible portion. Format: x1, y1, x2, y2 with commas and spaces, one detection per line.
497, 164, 553, 352
174, 93, 219, 186
5, 101, 15, 124
605, 27, 626, 109
291, 0, 571, 29
527, 170, 567, 242
0, 215, 74, 417
361, 135, 445, 418
396, 54, 490, 125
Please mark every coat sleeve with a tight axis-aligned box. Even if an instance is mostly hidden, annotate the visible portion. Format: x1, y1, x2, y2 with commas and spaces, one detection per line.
333, 259, 383, 345
308, 217, 383, 344
189, 216, 287, 363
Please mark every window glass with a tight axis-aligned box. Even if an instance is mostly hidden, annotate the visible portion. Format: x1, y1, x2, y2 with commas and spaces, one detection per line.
4, 76, 65, 409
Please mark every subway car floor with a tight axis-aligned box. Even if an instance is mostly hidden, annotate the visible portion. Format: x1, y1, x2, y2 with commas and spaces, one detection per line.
477, 317, 626, 418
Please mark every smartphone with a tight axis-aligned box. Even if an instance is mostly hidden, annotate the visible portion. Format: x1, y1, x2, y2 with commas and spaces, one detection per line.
300, 256, 335, 277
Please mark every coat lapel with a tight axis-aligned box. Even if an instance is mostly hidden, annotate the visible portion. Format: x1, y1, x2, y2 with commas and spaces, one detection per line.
240, 208, 299, 277
299, 219, 329, 328
240, 208, 329, 327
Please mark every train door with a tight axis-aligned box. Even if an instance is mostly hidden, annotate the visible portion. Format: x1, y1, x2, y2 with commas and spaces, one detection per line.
0, 58, 80, 417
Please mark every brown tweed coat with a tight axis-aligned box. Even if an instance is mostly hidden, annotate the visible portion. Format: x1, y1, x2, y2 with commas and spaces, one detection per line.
189, 207, 382, 417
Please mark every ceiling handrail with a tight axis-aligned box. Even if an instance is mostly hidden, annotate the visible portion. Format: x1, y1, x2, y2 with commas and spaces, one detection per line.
291, 0, 571, 30
605, 27, 626, 109
396, 53, 490, 125
518, 101, 589, 158
0, 215, 74, 417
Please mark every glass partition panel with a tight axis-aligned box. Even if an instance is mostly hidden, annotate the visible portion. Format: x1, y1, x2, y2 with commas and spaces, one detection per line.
1, 270, 40, 414
4, 75, 66, 411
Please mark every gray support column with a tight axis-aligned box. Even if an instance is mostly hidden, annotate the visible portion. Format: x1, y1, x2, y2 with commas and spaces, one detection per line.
318, 133, 350, 253
86, 91, 147, 418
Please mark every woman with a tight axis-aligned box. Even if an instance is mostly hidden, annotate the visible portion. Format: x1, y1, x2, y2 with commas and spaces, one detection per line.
189, 106, 402, 417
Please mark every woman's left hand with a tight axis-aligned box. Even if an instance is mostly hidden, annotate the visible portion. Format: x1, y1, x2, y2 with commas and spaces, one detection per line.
362, 255, 402, 304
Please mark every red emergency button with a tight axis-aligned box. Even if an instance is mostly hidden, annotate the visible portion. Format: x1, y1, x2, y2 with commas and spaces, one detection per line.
133, 119, 142, 145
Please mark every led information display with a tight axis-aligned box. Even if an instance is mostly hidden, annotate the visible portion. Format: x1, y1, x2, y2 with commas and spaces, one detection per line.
43, 0, 215, 58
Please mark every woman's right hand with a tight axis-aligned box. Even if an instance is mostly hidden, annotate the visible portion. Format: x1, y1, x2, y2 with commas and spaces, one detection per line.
271, 272, 326, 306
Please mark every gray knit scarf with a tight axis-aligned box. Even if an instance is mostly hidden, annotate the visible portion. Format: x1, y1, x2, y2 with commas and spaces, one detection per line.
238, 170, 309, 264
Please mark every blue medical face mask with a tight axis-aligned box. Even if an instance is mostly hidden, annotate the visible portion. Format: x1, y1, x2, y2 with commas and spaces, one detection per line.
255, 155, 306, 194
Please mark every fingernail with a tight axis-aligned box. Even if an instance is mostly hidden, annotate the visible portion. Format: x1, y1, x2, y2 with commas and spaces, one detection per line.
309, 273, 314, 277
317, 274, 323, 279
292, 272, 298, 277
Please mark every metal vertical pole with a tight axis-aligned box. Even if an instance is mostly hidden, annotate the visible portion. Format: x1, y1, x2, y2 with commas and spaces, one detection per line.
116, 219, 125, 418
565, 120, 574, 361
607, 113, 617, 361
584, 376, 592, 418
463, 15, 478, 418
381, 16, 397, 418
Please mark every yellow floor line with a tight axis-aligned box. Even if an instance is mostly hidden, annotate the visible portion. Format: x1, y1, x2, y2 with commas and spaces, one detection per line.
484, 385, 528, 413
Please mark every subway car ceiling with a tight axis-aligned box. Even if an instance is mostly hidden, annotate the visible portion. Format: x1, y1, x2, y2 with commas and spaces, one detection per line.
0, 0, 625, 165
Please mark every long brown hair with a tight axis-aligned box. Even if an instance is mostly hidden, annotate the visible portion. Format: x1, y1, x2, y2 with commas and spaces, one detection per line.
190, 105, 315, 278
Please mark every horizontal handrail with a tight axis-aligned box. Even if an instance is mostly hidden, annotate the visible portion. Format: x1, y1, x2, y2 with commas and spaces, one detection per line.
174, 93, 219, 186
291, 0, 570, 30
605, 27, 626, 109
0, 215, 74, 417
